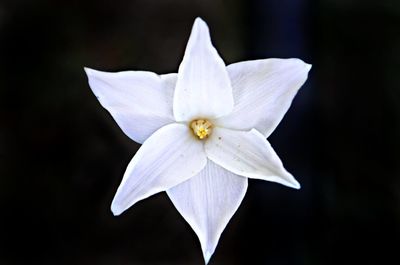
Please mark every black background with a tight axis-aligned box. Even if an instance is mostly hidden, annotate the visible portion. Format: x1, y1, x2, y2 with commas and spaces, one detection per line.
1, 0, 399, 264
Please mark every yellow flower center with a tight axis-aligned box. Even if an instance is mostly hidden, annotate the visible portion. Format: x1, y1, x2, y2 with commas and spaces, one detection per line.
191, 119, 212, 140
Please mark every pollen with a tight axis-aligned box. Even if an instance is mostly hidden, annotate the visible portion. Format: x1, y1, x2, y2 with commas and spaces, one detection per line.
191, 119, 212, 140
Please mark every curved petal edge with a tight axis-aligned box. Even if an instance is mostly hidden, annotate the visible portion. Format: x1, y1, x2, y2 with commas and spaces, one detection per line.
205, 127, 300, 189
84, 67, 176, 144
215, 58, 311, 137
167, 160, 248, 264
173, 17, 234, 122
111, 123, 207, 215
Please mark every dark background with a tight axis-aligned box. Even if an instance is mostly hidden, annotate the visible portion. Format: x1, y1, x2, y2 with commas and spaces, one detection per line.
1, 0, 399, 264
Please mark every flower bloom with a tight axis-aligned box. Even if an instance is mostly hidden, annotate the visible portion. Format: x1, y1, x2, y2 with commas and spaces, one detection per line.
85, 18, 311, 264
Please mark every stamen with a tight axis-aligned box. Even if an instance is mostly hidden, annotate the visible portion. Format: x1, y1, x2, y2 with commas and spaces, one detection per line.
190, 119, 212, 140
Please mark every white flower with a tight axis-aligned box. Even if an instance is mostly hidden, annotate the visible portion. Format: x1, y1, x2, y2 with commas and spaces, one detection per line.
85, 17, 311, 264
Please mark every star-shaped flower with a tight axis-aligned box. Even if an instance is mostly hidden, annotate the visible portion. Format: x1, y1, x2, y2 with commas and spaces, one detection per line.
85, 18, 311, 264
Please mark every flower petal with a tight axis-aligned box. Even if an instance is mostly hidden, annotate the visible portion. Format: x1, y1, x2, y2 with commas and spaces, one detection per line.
205, 127, 300, 189
215, 58, 311, 137
173, 18, 234, 122
167, 160, 247, 264
111, 123, 207, 216
85, 68, 177, 144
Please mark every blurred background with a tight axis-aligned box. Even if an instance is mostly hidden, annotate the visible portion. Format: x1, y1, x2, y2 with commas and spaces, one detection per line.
1, 0, 399, 264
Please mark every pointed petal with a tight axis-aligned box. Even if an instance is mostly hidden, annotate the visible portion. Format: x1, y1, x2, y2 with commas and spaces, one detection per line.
167, 160, 247, 263
215, 58, 311, 137
85, 68, 177, 144
205, 127, 300, 189
173, 18, 234, 122
111, 123, 207, 215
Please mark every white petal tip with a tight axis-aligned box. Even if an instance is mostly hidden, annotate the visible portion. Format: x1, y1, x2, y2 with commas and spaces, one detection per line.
111, 203, 124, 216
191, 17, 210, 39
293, 183, 301, 190
277, 171, 301, 190
83, 67, 95, 76
203, 250, 213, 264
288, 180, 301, 190
292, 58, 312, 71
194, 17, 207, 26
